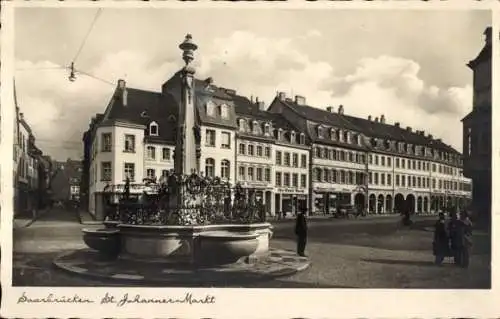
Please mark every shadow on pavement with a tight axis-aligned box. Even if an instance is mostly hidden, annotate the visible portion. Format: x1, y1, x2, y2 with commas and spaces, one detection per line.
36, 207, 81, 223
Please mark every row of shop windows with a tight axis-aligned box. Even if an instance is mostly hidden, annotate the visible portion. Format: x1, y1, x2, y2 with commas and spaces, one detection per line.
312, 167, 472, 191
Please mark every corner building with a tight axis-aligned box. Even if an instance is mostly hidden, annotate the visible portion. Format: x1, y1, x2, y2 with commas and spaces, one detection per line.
268, 93, 472, 215
462, 27, 492, 223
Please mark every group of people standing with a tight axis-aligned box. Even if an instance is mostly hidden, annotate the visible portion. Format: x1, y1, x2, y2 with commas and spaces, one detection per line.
433, 210, 473, 268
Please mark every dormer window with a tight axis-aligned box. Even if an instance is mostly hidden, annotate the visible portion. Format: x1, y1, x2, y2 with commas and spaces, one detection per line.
406, 143, 413, 154
290, 131, 296, 143
329, 128, 336, 141
149, 121, 158, 136
318, 126, 324, 139
220, 103, 229, 119
356, 134, 362, 145
300, 133, 305, 145
344, 131, 350, 143
278, 128, 283, 141
338, 129, 343, 142
206, 100, 216, 117
252, 120, 259, 135
398, 142, 405, 153
238, 118, 246, 132
264, 123, 270, 136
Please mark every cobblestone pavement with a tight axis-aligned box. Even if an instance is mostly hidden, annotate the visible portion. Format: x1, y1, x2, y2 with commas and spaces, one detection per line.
12, 209, 491, 288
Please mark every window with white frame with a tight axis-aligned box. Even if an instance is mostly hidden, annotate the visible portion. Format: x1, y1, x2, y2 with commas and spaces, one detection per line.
162, 147, 171, 161
205, 158, 215, 177
292, 173, 298, 187
292, 153, 298, 168
256, 145, 263, 156
220, 104, 229, 119
239, 143, 246, 155
283, 173, 290, 186
101, 133, 112, 152
248, 167, 254, 181
290, 131, 296, 143
206, 101, 216, 117
149, 122, 159, 136
124, 162, 135, 181
239, 119, 246, 132
265, 168, 271, 182
252, 121, 259, 135
275, 172, 282, 186
256, 167, 263, 181
300, 174, 306, 188
264, 146, 271, 158
318, 126, 324, 138
101, 161, 112, 181
124, 134, 135, 152
146, 146, 156, 160
301, 154, 307, 168
248, 144, 255, 156
238, 166, 245, 180
205, 129, 216, 147
221, 132, 230, 149
221, 160, 230, 179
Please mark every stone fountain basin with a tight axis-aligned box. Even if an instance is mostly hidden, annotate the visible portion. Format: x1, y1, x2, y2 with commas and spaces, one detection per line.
196, 231, 259, 266
117, 223, 272, 263
82, 228, 121, 257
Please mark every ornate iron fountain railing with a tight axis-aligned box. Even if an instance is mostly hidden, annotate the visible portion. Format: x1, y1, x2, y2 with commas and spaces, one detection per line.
103, 173, 267, 226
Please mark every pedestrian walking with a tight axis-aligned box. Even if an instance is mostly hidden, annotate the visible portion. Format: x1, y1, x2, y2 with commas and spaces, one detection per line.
432, 212, 449, 265
295, 209, 308, 257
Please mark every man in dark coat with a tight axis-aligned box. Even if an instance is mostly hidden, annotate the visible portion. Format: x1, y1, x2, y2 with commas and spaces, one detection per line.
433, 212, 449, 265
295, 210, 308, 257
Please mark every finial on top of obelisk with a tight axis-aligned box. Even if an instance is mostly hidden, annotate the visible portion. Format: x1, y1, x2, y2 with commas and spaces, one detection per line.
179, 34, 198, 67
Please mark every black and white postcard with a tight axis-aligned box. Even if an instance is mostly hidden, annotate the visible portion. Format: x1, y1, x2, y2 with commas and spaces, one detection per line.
0, 1, 498, 318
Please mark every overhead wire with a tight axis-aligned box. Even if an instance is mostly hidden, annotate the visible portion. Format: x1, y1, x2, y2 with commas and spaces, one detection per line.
72, 8, 102, 65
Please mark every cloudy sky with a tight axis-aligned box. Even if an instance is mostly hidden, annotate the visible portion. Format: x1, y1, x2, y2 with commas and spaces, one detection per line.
14, 8, 490, 160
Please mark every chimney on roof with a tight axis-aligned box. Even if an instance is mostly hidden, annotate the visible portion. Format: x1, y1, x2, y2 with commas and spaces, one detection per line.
117, 79, 127, 106
406, 126, 412, 132
368, 115, 372, 121
427, 134, 433, 139
19, 112, 24, 121
258, 101, 266, 111
419, 130, 425, 136
374, 117, 379, 123
250, 95, 254, 103
395, 122, 400, 127
256, 96, 259, 103
380, 114, 386, 124
436, 138, 442, 142
338, 105, 344, 115
326, 106, 334, 113
295, 95, 306, 105
278, 91, 286, 101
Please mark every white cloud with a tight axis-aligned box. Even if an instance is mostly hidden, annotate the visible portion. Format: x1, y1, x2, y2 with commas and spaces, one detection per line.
15, 31, 471, 160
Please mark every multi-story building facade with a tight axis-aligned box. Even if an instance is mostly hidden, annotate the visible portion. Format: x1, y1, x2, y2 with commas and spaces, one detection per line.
268, 92, 472, 215
83, 37, 471, 219
462, 27, 492, 223
234, 96, 310, 216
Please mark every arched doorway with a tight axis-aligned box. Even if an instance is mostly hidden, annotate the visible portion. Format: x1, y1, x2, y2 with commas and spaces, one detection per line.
423, 197, 429, 213
430, 196, 437, 212
406, 194, 416, 213
385, 195, 393, 213
377, 194, 384, 214
369, 194, 376, 213
394, 193, 405, 213
354, 193, 365, 211
417, 196, 423, 213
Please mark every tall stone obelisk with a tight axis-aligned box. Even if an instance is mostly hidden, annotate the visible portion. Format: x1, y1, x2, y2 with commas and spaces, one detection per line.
176, 34, 198, 176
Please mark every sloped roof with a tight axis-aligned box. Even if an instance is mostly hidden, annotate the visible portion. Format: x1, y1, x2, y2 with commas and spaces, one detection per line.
278, 98, 460, 154
102, 87, 178, 144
